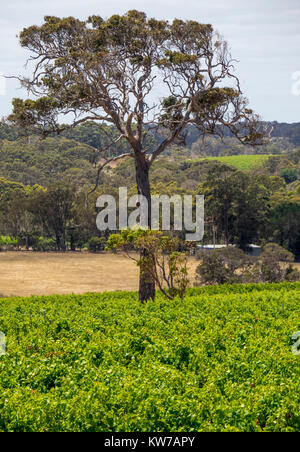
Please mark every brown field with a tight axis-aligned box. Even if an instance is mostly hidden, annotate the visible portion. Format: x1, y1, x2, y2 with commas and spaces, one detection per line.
0, 251, 200, 298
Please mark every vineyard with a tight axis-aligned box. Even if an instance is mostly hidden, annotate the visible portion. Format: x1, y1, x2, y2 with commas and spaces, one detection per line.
0, 283, 299, 432
193, 154, 272, 170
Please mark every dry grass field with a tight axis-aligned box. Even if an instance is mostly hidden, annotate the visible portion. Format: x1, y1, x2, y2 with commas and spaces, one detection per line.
0, 251, 299, 298
0, 252, 200, 297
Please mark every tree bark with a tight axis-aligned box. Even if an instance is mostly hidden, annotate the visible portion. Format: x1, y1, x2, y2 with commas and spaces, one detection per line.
70, 232, 76, 251
135, 153, 156, 302
56, 230, 66, 251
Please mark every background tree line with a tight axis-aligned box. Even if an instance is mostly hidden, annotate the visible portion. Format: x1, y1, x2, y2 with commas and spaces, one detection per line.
0, 152, 299, 259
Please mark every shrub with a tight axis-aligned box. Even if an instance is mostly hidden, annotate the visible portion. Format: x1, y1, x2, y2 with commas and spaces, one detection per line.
32, 237, 57, 252
195, 247, 252, 285
280, 167, 298, 184
87, 237, 106, 252
251, 243, 295, 283
195, 243, 298, 285
262, 243, 294, 262
0, 236, 18, 251
285, 264, 300, 282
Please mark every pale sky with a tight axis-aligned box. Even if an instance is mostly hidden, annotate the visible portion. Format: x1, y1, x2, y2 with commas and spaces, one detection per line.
0, 0, 300, 123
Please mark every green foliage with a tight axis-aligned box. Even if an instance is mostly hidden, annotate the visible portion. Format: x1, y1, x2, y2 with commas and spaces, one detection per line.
0, 177, 26, 202
280, 168, 298, 184
201, 168, 270, 249
87, 236, 106, 252
32, 237, 57, 252
262, 243, 294, 262
193, 154, 272, 170
0, 283, 299, 431
195, 88, 240, 115
160, 96, 185, 130
28, 184, 77, 251
0, 122, 19, 141
269, 191, 300, 259
0, 120, 300, 257
107, 229, 189, 300
0, 236, 18, 251
0, 236, 18, 246
251, 244, 299, 284
0, 123, 155, 187
196, 244, 299, 285
196, 247, 252, 285
0, 136, 99, 186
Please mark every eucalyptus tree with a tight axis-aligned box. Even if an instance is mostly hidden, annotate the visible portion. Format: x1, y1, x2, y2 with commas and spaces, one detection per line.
8, 10, 266, 301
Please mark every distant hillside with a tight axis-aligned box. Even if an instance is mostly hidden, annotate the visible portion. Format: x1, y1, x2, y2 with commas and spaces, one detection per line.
269, 122, 300, 146
168, 122, 300, 151
0, 120, 299, 187
2, 120, 300, 149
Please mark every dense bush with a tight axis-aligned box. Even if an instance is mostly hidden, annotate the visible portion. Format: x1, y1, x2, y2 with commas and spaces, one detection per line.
0, 236, 18, 251
0, 283, 299, 432
195, 247, 251, 285
87, 237, 106, 252
196, 244, 300, 285
280, 168, 298, 184
32, 237, 57, 252
251, 243, 298, 283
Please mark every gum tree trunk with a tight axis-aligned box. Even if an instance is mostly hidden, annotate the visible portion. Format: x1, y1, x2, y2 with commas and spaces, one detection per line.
135, 153, 156, 302
55, 230, 66, 251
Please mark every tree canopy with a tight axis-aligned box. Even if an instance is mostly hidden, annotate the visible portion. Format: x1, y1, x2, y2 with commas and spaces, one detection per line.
9, 11, 265, 156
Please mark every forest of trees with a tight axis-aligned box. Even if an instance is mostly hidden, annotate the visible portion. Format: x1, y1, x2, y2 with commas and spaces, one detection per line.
0, 121, 299, 259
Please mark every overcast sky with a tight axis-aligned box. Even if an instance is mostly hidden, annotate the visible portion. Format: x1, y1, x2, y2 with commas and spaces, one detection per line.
0, 0, 300, 123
